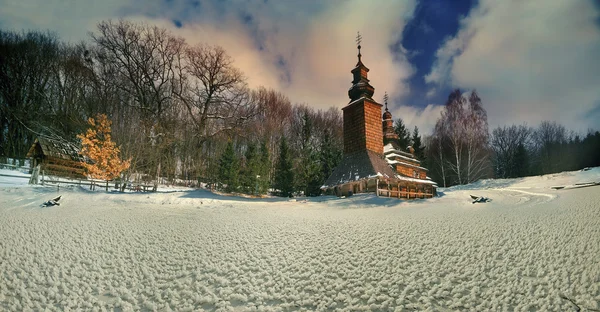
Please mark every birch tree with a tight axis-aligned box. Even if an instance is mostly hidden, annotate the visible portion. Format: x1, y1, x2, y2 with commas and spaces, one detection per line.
464, 90, 490, 183
431, 89, 490, 186
443, 89, 466, 185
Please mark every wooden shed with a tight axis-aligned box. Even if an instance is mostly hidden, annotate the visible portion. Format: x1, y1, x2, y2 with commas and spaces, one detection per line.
26, 137, 86, 178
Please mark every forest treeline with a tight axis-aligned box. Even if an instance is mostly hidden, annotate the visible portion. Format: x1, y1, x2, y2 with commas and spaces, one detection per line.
421, 90, 600, 187
0, 21, 343, 195
1, 21, 598, 195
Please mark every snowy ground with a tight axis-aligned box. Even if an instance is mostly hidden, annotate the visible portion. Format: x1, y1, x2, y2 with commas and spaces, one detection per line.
1, 169, 599, 311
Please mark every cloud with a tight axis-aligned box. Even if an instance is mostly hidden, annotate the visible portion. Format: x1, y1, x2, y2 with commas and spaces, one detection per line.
0, 0, 128, 41
392, 104, 444, 136
426, 0, 600, 133
0, 0, 420, 114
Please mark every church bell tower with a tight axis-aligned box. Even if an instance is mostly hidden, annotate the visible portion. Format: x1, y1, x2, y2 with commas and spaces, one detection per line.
342, 34, 384, 155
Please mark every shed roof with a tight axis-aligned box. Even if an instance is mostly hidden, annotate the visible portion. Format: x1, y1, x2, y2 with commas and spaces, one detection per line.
26, 137, 84, 162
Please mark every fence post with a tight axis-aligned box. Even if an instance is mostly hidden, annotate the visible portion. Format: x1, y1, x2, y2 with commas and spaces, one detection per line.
387, 182, 390, 198
42, 170, 45, 186
106, 180, 108, 192
376, 179, 379, 197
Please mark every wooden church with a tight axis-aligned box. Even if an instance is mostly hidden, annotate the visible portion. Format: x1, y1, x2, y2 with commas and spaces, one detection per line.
322, 38, 436, 198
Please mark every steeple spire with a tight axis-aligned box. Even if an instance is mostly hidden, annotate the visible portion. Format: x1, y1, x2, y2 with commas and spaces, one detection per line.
382, 91, 397, 145
356, 31, 362, 63
348, 31, 375, 101
383, 92, 389, 112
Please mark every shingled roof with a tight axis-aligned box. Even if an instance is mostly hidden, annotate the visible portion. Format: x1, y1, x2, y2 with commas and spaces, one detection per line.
323, 150, 397, 187
26, 137, 84, 162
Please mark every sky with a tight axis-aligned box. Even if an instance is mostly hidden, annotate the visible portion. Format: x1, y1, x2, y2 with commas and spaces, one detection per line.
1, 0, 599, 135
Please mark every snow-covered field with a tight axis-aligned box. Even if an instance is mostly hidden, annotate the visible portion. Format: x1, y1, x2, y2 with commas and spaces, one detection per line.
1, 169, 599, 311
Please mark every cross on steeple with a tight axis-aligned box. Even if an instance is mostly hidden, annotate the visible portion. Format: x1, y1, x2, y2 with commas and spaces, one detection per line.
356, 31, 362, 61
383, 92, 389, 111
348, 31, 374, 101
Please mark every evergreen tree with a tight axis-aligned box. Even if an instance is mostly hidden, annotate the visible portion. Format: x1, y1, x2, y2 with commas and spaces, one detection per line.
513, 142, 529, 177
273, 137, 294, 197
411, 126, 425, 160
239, 142, 258, 194
77, 114, 130, 180
303, 150, 322, 196
394, 118, 411, 150
295, 112, 322, 196
257, 140, 270, 194
218, 140, 239, 192
320, 130, 342, 180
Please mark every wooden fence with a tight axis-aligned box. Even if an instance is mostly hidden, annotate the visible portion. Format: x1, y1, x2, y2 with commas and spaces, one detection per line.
376, 179, 434, 199
39, 175, 156, 192
0, 166, 155, 193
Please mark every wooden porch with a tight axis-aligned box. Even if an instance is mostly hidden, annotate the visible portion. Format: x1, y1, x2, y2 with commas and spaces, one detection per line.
376, 178, 435, 199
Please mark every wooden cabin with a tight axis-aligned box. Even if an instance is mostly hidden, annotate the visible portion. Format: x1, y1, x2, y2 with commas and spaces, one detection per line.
26, 137, 86, 178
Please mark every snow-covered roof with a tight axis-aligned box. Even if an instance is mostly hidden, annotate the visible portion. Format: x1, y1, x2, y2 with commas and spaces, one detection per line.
26, 137, 83, 162
323, 150, 396, 187
395, 175, 438, 185
383, 143, 395, 154
385, 153, 420, 164
393, 161, 428, 171
383, 143, 414, 158
344, 96, 368, 107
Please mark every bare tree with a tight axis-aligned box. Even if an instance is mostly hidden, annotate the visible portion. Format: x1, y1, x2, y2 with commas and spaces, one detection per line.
464, 90, 490, 183
430, 89, 490, 186
173, 44, 257, 143
427, 120, 448, 188
0, 30, 61, 160
533, 121, 568, 174
491, 124, 532, 178
91, 20, 185, 119
91, 20, 186, 186
443, 89, 467, 185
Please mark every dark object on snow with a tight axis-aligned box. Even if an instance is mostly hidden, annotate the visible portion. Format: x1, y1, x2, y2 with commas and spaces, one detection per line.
552, 182, 600, 190
470, 195, 491, 204
42, 195, 62, 207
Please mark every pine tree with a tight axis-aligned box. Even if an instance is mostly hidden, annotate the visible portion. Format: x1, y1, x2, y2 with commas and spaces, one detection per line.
218, 140, 239, 192
295, 112, 322, 196
273, 137, 294, 197
304, 150, 323, 196
77, 114, 130, 180
394, 118, 411, 150
411, 126, 425, 160
240, 142, 258, 194
513, 142, 529, 177
320, 130, 342, 181
257, 140, 270, 194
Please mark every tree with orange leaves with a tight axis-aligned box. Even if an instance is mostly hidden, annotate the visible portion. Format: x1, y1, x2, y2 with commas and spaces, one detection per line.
77, 114, 130, 180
